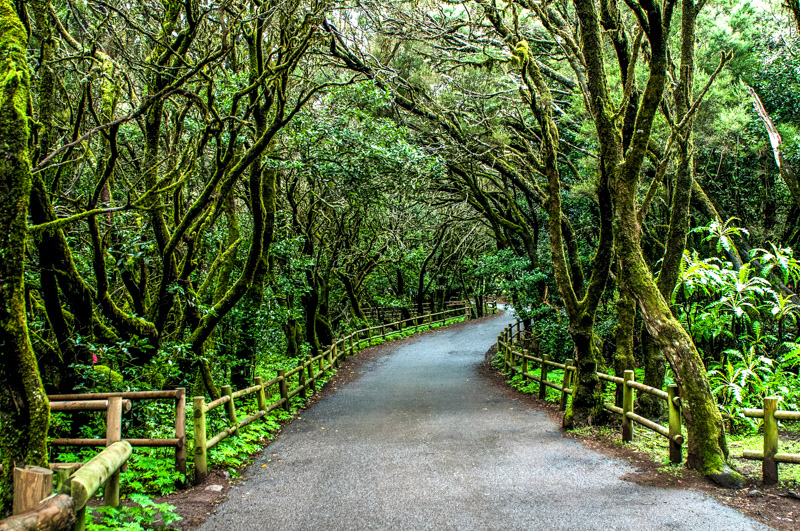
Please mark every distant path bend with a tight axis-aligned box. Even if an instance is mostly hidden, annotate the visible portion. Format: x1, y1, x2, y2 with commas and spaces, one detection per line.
200, 312, 765, 530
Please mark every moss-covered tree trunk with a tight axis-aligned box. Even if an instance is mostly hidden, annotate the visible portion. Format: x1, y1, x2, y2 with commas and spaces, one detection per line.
613, 288, 636, 407
0, 0, 50, 513
640, 0, 698, 419
508, 41, 610, 427
572, 0, 741, 483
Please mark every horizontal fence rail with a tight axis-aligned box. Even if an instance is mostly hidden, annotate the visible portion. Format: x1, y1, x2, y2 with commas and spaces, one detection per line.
499, 320, 684, 464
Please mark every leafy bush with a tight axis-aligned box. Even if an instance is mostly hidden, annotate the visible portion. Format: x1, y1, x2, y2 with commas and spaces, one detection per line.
86, 494, 181, 531
675, 222, 800, 432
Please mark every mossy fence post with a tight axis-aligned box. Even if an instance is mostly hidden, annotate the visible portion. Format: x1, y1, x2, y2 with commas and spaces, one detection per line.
175, 387, 187, 484
560, 359, 573, 411
521, 349, 529, 379
667, 384, 682, 464
255, 377, 266, 412
11, 466, 52, 515
622, 370, 634, 442
222, 385, 239, 436
539, 355, 549, 400
763, 396, 779, 484
103, 396, 123, 507
278, 369, 289, 411
298, 363, 307, 400
504, 333, 510, 370
192, 396, 207, 484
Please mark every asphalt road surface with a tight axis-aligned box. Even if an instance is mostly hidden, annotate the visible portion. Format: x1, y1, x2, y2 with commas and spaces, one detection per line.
200, 312, 766, 530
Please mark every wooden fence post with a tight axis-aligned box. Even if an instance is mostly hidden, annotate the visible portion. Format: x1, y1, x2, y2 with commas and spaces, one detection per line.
278, 369, 289, 411
222, 385, 239, 436
521, 349, 529, 378
306, 356, 314, 391
255, 377, 267, 412
560, 360, 573, 411
175, 388, 187, 485
763, 396, 779, 484
333, 343, 340, 369
298, 362, 307, 400
622, 370, 634, 442
12, 466, 53, 515
72, 478, 87, 531
667, 384, 682, 464
104, 396, 123, 507
539, 355, 550, 400
328, 345, 334, 369
193, 396, 207, 485
55, 465, 75, 492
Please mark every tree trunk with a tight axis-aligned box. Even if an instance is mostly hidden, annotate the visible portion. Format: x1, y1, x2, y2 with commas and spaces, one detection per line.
0, 1, 50, 512
302, 274, 321, 355
614, 181, 742, 485
613, 288, 636, 407
748, 86, 800, 210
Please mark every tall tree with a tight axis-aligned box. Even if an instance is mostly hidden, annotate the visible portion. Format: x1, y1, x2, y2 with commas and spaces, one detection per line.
0, 0, 50, 512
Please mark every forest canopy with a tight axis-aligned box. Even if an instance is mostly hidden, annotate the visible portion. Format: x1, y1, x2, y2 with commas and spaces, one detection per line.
1, 0, 799, 512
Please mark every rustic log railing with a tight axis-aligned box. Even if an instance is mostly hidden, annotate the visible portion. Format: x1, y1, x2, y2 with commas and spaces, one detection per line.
46, 389, 187, 480
193, 304, 473, 484
0, 441, 133, 531
498, 320, 684, 464
741, 397, 800, 484
361, 299, 496, 322
68, 441, 132, 530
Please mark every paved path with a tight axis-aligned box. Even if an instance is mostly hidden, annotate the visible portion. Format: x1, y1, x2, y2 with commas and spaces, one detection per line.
200, 312, 766, 530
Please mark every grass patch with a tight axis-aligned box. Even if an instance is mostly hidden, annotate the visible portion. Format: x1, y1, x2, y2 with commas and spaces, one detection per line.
727, 431, 800, 486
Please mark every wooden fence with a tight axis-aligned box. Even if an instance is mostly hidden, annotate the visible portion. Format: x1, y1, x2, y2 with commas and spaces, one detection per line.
1, 398, 134, 531
498, 320, 684, 464
742, 397, 800, 484
192, 304, 474, 483
47, 389, 187, 480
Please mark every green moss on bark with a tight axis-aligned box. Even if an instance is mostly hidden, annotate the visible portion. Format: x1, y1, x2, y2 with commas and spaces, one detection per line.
0, 0, 50, 514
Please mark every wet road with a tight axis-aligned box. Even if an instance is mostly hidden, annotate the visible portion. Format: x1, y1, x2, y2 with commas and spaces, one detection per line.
200, 312, 766, 530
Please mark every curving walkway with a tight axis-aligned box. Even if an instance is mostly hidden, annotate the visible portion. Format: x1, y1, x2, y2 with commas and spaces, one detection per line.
199, 312, 765, 530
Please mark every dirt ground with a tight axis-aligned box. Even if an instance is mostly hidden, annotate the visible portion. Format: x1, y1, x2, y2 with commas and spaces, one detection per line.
158, 314, 498, 530
479, 343, 800, 530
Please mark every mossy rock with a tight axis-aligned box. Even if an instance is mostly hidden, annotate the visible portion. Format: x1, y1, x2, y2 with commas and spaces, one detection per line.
92, 364, 123, 383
